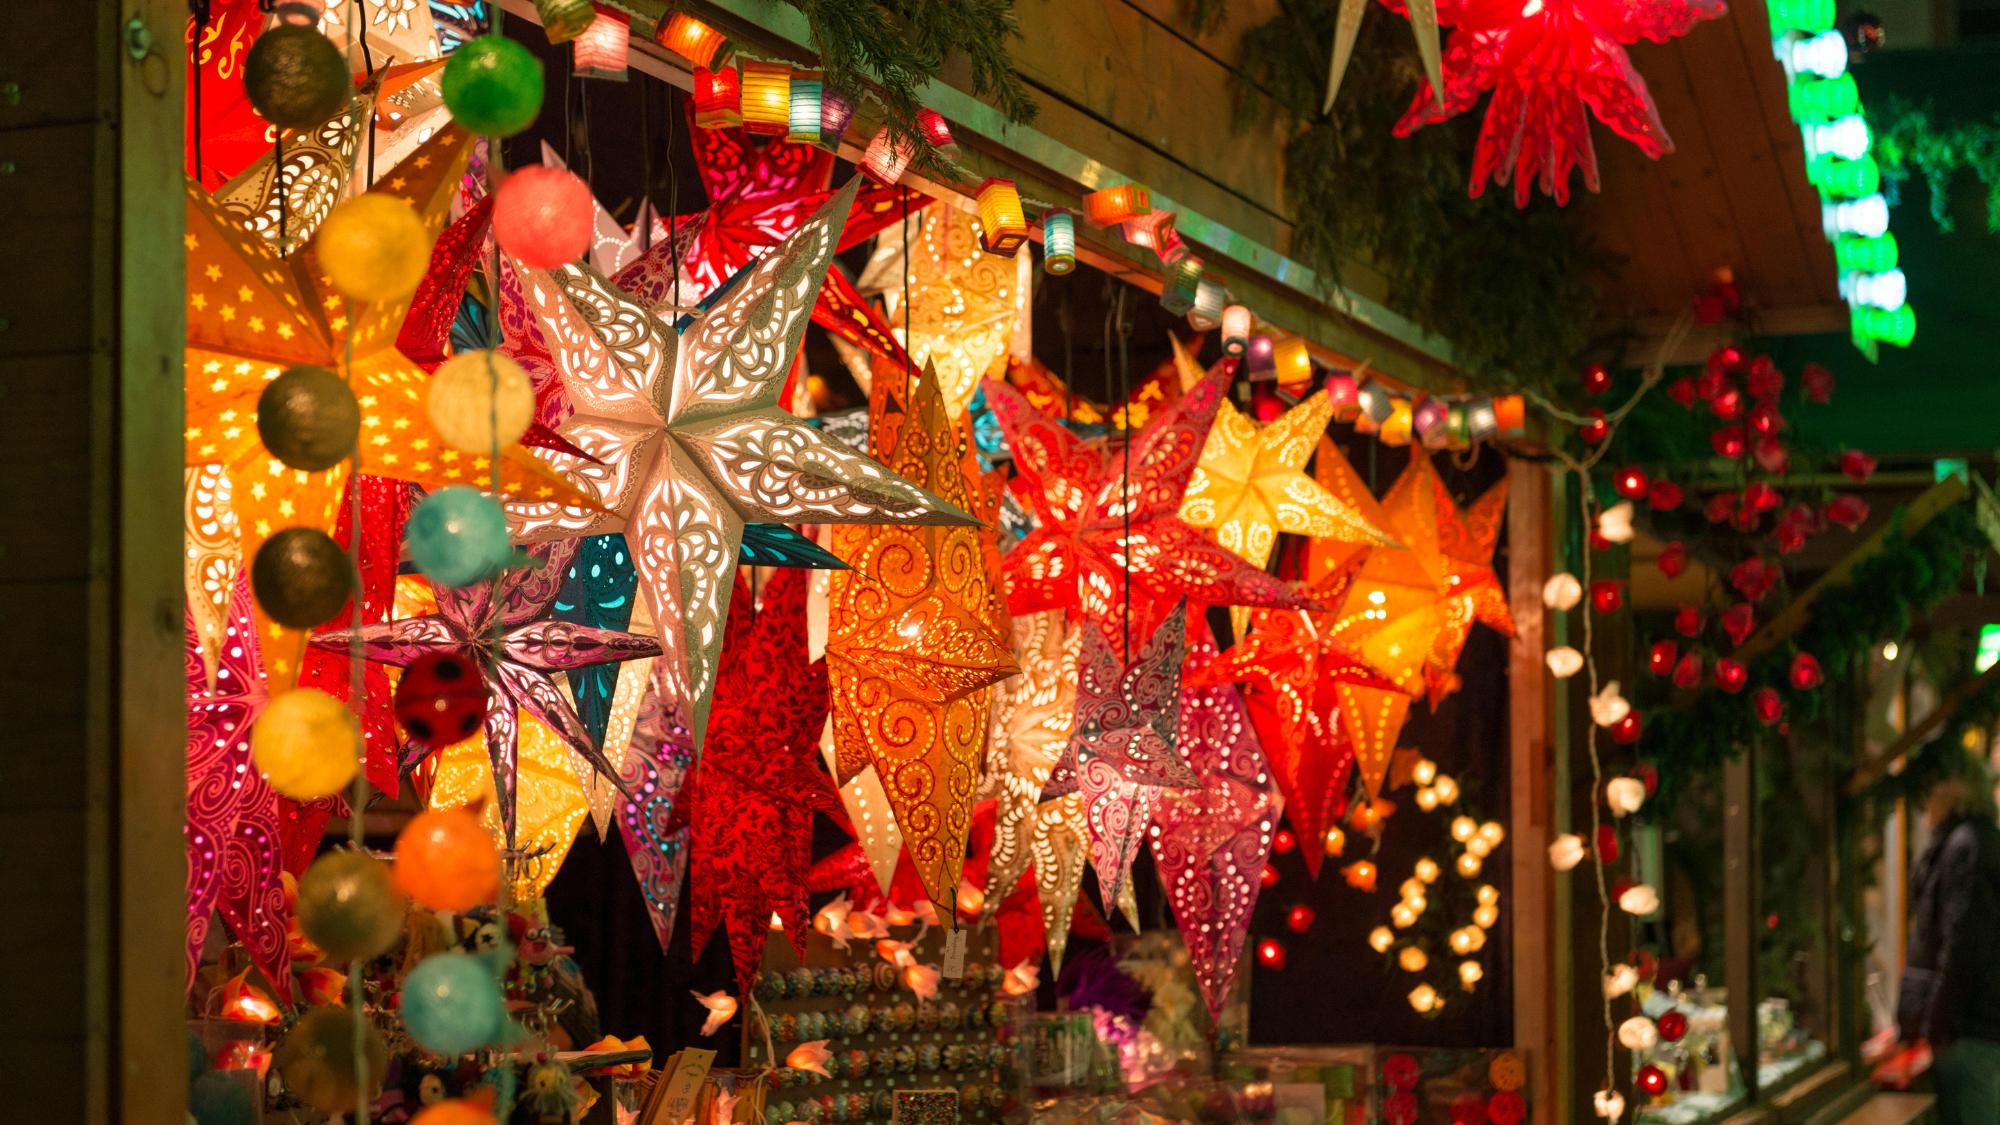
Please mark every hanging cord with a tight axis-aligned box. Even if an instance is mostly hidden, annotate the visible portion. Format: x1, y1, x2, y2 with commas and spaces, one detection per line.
639, 77, 651, 254
276, 132, 286, 246
191, 1, 208, 185
667, 85, 679, 313
1059, 280, 1073, 423
902, 188, 913, 403
355, 1, 376, 185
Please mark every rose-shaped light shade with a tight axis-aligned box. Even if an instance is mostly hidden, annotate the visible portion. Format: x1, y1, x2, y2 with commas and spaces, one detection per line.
1545, 646, 1585, 678
693, 991, 738, 1036
1542, 573, 1583, 611
1460, 961, 1484, 989
1603, 963, 1639, 997
1370, 926, 1395, 952
1415, 858, 1440, 884
1003, 961, 1040, 996
1433, 775, 1460, 804
1618, 1016, 1660, 1050
1399, 946, 1429, 972
1606, 778, 1647, 816
904, 965, 941, 1000
1410, 983, 1441, 1012
787, 1041, 833, 1077
1549, 834, 1587, 870
1790, 652, 1824, 690
1598, 501, 1635, 544
1589, 682, 1632, 727
1618, 884, 1661, 915
1594, 1090, 1625, 1121
1451, 816, 1478, 842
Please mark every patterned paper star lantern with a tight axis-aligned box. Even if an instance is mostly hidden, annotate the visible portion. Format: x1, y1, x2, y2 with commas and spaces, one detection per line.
1388, 0, 1727, 205
826, 364, 1020, 908
425, 708, 591, 901
1000, 336, 1199, 432
979, 608, 1079, 909
184, 125, 594, 685
688, 569, 850, 992
507, 181, 978, 751
311, 540, 660, 844
1030, 791, 1090, 975
983, 360, 1312, 653
1150, 618, 1277, 1020
889, 201, 1021, 415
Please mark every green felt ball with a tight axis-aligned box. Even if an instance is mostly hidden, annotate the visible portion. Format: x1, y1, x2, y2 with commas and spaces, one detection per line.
440, 36, 545, 138
250, 527, 356, 629
297, 850, 405, 963
257, 365, 360, 471
245, 25, 350, 130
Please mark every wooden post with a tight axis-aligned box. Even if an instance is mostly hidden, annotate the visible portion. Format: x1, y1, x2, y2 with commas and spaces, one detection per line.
1508, 459, 1557, 1125
0, 1, 186, 1120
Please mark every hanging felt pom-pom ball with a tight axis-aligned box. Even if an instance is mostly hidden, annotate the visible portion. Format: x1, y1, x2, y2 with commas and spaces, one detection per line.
406, 487, 513, 588
402, 951, 510, 1056
441, 36, 546, 138
273, 1006, 388, 1115
493, 166, 595, 269
251, 687, 359, 799
428, 350, 536, 453
245, 24, 350, 130
412, 1102, 495, 1125
395, 806, 501, 911
319, 194, 432, 303
251, 527, 356, 629
297, 849, 407, 963
393, 652, 490, 750
190, 1070, 258, 1125
257, 364, 360, 471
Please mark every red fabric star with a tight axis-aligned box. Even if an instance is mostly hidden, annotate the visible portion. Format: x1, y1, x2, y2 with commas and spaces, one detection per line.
686, 568, 849, 993
1390, 0, 1726, 204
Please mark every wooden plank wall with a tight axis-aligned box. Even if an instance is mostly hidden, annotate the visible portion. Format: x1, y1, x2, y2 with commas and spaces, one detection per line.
0, 1, 187, 1121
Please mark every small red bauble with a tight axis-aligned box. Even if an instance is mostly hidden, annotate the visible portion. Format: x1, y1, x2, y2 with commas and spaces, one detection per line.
1384, 1055, 1421, 1090
1746, 356, 1783, 400
1722, 603, 1757, 646
1615, 467, 1650, 500
1611, 876, 1635, 901
1260, 864, 1280, 888
1657, 541, 1687, 578
1452, 1093, 1490, 1125
1648, 641, 1678, 676
1754, 436, 1791, 475
1743, 482, 1781, 512
1709, 344, 1745, 373
1591, 580, 1624, 614
1656, 1010, 1689, 1041
1711, 425, 1747, 459
1666, 378, 1698, 409
1637, 1064, 1669, 1097
1790, 652, 1824, 690
1748, 399, 1785, 435
1715, 658, 1748, 693
1596, 824, 1621, 864
1273, 829, 1297, 854
1828, 494, 1871, 531
1673, 652, 1704, 689
1590, 529, 1615, 553
1705, 491, 1738, 524
1801, 362, 1835, 403
1696, 368, 1730, 402
1287, 905, 1316, 933
1488, 1093, 1527, 1125
1730, 557, 1776, 603
1631, 948, 1659, 980
492, 165, 596, 269
393, 652, 490, 749
1673, 605, 1703, 638
1841, 449, 1878, 482
1256, 939, 1287, 969
1648, 480, 1684, 511
1580, 409, 1609, 444
1583, 363, 1613, 396
1612, 713, 1642, 745
1385, 1094, 1419, 1125
1709, 387, 1743, 420
1754, 687, 1784, 725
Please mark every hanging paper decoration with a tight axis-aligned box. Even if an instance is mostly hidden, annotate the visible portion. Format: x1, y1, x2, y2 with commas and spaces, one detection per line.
738, 60, 792, 135
427, 707, 592, 901
1388, 0, 1727, 205
551, 533, 640, 749
687, 569, 849, 993
998, 336, 1198, 432
787, 70, 824, 144
617, 681, 697, 951
311, 539, 661, 844
826, 365, 1020, 908
1151, 618, 1277, 1020
862, 125, 916, 184
975, 179, 1031, 256
875, 202, 1024, 416
822, 746, 905, 901
1031, 792, 1090, 975
656, 13, 731, 69
211, 86, 367, 255
185, 576, 291, 1003
1042, 211, 1076, 274
980, 611, 1078, 922
693, 67, 743, 129
509, 181, 976, 753
183, 125, 593, 686
1083, 184, 1150, 227
982, 359, 1312, 654
573, 7, 631, 80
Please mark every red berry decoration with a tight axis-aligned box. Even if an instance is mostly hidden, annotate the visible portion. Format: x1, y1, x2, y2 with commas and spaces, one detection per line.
1637, 1064, 1669, 1096
1673, 605, 1703, 638
1710, 344, 1745, 372
1615, 466, 1649, 500
1709, 387, 1743, 420
1801, 362, 1834, 403
1695, 367, 1729, 402
1673, 652, 1704, 689
1648, 480, 1683, 511
1666, 378, 1698, 408
1596, 823, 1621, 864
1452, 1093, 1490, 1125
1729, 557, 1776, 603
1840, 450, 1878, 483
1260, 864, 1280, 888
1656, 1010, 1689, 1041
1590, 529, 1614, 553
1711, 425, 1746, 459
1657, 541, 1687, 579
1754, 435, 1791, 475
1748, 399, 1785, 435
1705, 492, 1738, 524
1715, 658, 1748, 693
1384, 1055, 1421, 1090
1721, 604, 1756, 647
1753, 687, 1784, 725
1790, 652, 1824, 691
1612, 713, 1642, 745
1256, 939, 1287, 969
1580, 409, 1609, 444
1488, 1093, 1527, 1125
1287, 905, 1316, 933
1385, 1094, 1419, 1125
393, 652, 490, 748
1273, 829, 1297, 854
1583, 363, 1613, 396
1745, 356, 1783, 400
1648, 641, 1678, 676
1742, 482, 1781, 512
1591, 580, 1624, 614
1827, 494, 1870, 530
1631, 948, 1659, 980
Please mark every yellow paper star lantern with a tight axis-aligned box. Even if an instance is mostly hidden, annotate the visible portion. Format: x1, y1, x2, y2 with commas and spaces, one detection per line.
428, 710, 589, 901
889, 202, 1019, 416
1031, 791, 1090, 975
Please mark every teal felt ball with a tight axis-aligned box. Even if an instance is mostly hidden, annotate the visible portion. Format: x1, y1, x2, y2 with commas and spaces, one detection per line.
440, 36, 545, 138
405, 487, 512, 588
401, 951, 508, 1057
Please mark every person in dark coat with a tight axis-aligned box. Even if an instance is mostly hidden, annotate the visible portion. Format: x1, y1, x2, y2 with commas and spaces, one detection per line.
1899, 754, 2000, 1125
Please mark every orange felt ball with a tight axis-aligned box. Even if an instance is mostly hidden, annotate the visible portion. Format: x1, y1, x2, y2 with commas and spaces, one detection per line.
394, 807, 501, 911
412, 1100, 495, 1125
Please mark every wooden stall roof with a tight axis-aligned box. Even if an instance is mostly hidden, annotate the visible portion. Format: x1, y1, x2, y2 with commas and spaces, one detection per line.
1589, 0, 1849, 364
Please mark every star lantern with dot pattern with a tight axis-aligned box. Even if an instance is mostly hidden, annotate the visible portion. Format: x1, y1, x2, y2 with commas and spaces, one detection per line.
979, 611, 1078, 926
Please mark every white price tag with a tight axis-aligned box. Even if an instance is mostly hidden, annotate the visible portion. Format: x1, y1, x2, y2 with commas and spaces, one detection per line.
942, 927, 968, 979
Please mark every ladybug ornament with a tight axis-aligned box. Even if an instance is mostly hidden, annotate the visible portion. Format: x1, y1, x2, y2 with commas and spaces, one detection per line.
393, 652, 490, 748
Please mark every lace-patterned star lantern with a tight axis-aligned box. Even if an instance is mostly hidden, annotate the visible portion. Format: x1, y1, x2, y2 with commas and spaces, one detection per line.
1150, 617, 1277, 1020
688, 569, 850, 993
876, 202, 1020, 415
1388, 0, 1727, 205
979, 611, 1078, 925
184, 124, 595, 686
425, 706, 591, 901
617, 682, 698, 952
982, 360, 1313, 655
1031, 791, 1090, 976
826, 364, 1020, 909
506, 179, 977, 754
310, 539, 661, 844
185, 575, 292, 1003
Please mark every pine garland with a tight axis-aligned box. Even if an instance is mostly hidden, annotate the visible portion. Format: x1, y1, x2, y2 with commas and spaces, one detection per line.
1233, 7, 1603, 391
1869, 95, 2000, 234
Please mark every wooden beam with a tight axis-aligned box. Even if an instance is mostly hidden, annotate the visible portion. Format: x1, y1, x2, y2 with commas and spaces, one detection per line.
1507, 461, 1557, 1125
1845, 661, 2000, 796
1730, 478, 1968, 665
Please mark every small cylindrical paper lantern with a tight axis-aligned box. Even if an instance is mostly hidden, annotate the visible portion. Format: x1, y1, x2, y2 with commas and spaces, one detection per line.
1120, 211, 1177, 254
1272, 337, 1311, 390
573, 6, 629, 80
975, 179, 1030, 257
656, 13, 730, 69
916, 108, 955, 156
1444, 404, 1471, 449
693, 67, 742, 129
1221, 305, 1251, 355
533, 0, 597, 42
1380, 398, 1414, 446
1492, 394, 1527, 436
1354, 384, 1390, 434
738, 60, 791, 135
786, 70, 822, 144
1159, 256, 1203, 316
1084, 184, 1150, 228
1188, 279, 1226, 330
861, 125, 914, 185
819, 87, 857, 148
1041, 211, 1076, 275
1413, 399, 1449, 447
1244, 335, 1275, 379
1326, 371, 1360, 420
1467, 399, 1498, 440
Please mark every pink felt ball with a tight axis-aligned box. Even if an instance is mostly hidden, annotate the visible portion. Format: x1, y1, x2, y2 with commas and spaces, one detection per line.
492, 165, 594, 268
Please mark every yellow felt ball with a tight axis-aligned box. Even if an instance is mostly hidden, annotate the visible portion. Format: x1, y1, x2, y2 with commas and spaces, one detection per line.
428, 350, 536, 453
318, 194, 431, 302
252, 687, 360, 799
